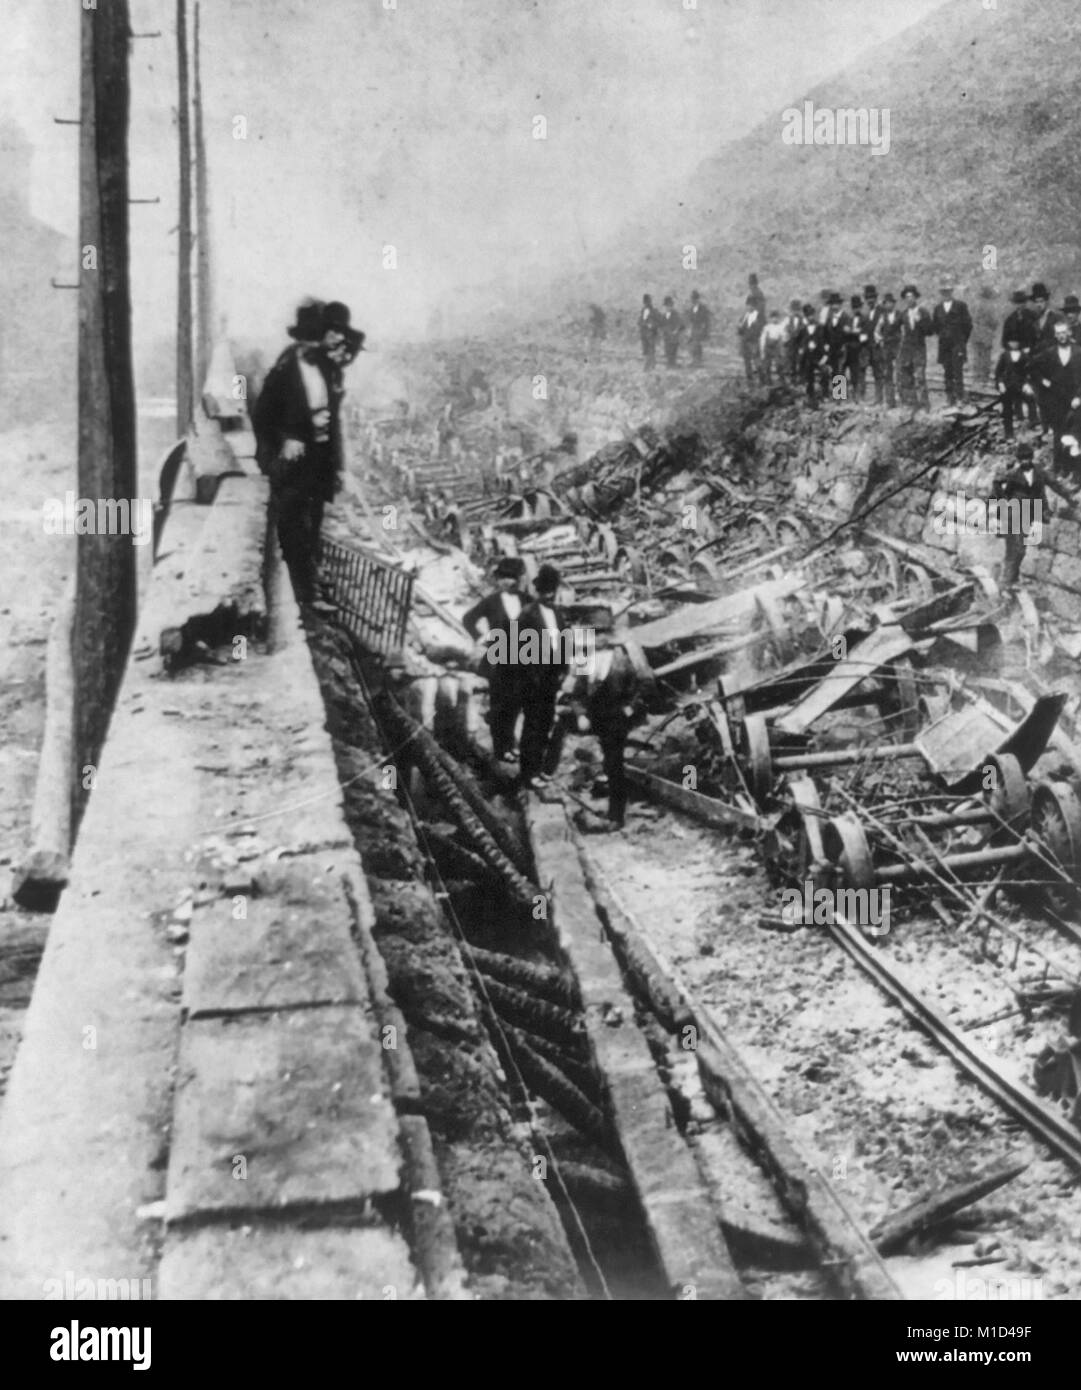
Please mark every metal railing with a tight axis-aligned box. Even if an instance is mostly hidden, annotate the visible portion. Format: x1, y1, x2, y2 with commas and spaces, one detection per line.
320, 537, 414, 657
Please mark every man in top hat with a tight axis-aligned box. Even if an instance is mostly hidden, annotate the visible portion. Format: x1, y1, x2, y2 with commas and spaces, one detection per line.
463, 556, 527, 763
738, 295, 765, 385
931, 280, 973, 406
253, 297, 361, 604
517, 564, 570, 790
556, 608, 654, 832
1031, 283, 1063, 349
821, 292, 851, 391
845, 294, 872, 402
898, 285, 932, 411
795, 302, 829, 406
1032, 319, 1081, 473
1001, 289, 1037, 353
872, 291, 903, 407
1063, 295, 1081, 346
638, 294, 660, 371
687, 290, 712, 367
995, 332, 1038, 440
990, 441, 1075, 588
659, 295, 684, 368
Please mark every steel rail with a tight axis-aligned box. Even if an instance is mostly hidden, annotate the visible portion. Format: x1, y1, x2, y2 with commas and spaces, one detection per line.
827, 913, 1081, 1174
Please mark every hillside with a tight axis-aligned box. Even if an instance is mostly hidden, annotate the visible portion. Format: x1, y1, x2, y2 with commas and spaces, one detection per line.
547, 0, 1081, 333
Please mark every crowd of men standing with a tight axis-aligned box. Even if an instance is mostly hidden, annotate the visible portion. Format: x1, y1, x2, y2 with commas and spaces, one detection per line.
635, 275, 1081, 478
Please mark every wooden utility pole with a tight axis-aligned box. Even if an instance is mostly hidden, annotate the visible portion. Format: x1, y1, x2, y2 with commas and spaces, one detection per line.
193, 0, 213, 396
74, 0, 137, 824
176, 0, 194, 435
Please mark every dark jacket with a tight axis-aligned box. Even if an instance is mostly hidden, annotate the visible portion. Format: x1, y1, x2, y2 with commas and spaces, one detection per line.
932, 299, 973, 363
659, 308, 684, 342
1033, 308, 1065, 348
874, 308, 903, 350
567, 646, 639, 729
517, 599, 569, 689
1000, 307, 1038, 353
688, 301, 712, 340
994, 349, 1031, 394
462, 589, 525, 640
1032, 342, 1081, 424
252, 344, 342, 487
638, 306, 660, 343
821, 310, 850, 367
899, 305, 933, 359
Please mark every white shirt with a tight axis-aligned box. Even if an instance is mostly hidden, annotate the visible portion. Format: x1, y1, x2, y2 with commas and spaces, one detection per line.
298, 356, 330, 442
500, 593, 522, 623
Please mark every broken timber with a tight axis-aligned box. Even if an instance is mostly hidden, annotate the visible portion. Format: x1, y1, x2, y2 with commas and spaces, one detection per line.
576, 847, 902, 1300
524, 796, 747, 1300
572, 845, 900, 1301
628, 575, 803, 652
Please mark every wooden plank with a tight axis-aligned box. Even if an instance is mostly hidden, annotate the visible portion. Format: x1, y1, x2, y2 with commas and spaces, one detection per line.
525, 800, 747, 1300
773, 625, 912, 737
628, 576, 803, 651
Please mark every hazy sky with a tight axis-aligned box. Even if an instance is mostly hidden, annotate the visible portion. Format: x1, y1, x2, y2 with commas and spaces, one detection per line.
6, 0, 949, 349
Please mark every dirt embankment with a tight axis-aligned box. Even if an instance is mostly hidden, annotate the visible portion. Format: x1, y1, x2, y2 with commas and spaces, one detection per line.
307, 622, 583, 1300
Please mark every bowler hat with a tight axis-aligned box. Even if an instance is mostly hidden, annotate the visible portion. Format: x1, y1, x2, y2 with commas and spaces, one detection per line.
850, 295, 862, 308
1011, 289, 1030, 305
1032, 283, 1050, 301
535, 563, 561, 595
881, 292, 896, 304
1016, 442, 1034, 461
901, 284, 920, 299
828, 292, 843, 306
801, 303, 815, 317
287, 297, 325, 341
1064, 295, 1081, 313
864, 284, 878, 298
322, 301, 354, 332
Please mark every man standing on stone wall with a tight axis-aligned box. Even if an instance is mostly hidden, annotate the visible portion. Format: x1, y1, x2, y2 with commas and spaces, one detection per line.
253, 298, 363, 605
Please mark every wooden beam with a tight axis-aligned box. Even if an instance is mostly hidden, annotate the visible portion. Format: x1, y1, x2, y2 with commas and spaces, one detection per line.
74, 0, 138, 826
176, 0, 194, 435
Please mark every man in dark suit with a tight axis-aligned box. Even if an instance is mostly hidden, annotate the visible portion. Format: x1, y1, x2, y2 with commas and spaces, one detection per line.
463, 556, 527, 763
659, 296, 684, 368
1063, 294, 1081, 346
898, 285, 932, 411
638, 294, 660, 371
821, 292, 851, 393
556, 610, 651, 832
517, 564, 570, 790
873, 292, 903, 408
1000, 289, 1037, 353
1032, 320, 1081, 472
845, 295, 871, 402
253, 299, 362, 603
931, 281, 973, 405
795, 304, 828, 406
994, 335, 1038, 440
1031, 282, 1064, 350
687, 290, 711, 366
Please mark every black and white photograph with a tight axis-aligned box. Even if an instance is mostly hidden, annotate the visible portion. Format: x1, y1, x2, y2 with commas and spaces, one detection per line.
0, 0, 1079, 1334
